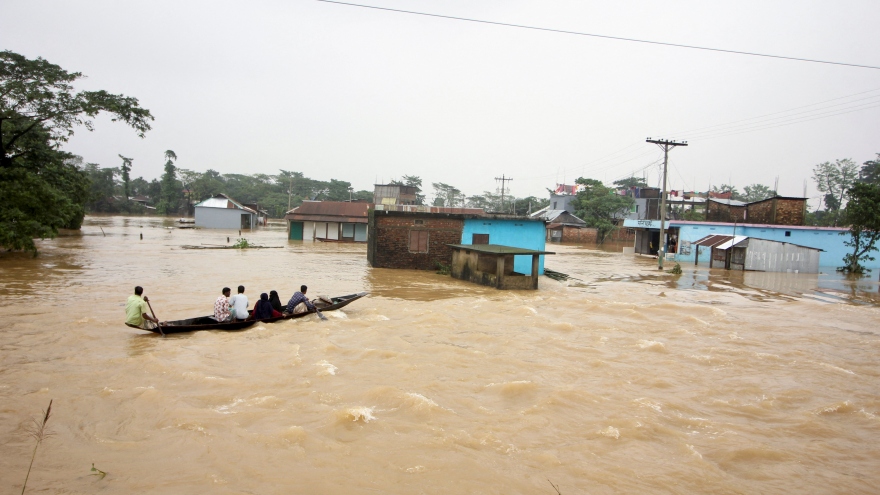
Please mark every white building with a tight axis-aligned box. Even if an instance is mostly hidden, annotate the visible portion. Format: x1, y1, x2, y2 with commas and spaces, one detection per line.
194, 194, 257, 230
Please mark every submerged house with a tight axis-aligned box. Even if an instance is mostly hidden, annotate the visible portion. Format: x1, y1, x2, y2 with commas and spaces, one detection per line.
194, 194, 257, 229
285, 201, 369, 242
367, 209, 549, 276
692, 235, 822, 273
529, 208, 588, 243
449, 244, 554, 290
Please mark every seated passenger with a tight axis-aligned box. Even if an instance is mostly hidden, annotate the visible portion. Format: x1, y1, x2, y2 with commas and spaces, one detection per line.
269, 290, 285, 313
229, 285, 249, 321
252, 293, 282, 320
214, 287, 233, 322
286, 285, 316, 314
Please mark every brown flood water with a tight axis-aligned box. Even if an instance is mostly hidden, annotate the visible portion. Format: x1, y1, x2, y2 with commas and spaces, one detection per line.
1, 216, 879, 494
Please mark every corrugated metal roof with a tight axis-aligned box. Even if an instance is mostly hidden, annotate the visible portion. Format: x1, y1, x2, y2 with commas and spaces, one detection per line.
284, 201, 369, 222
708, 198, 747, 206
693, 234, 737, 248
194, 194, 257, 214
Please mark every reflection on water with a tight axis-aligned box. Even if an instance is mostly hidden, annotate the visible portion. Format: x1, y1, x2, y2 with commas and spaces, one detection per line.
1, 217, 879, 494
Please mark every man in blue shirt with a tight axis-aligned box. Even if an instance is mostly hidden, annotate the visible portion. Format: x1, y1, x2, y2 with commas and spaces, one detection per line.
286, 285, 316, 314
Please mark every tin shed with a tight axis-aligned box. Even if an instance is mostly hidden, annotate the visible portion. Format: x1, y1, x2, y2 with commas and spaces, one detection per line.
194, 194, 257, 230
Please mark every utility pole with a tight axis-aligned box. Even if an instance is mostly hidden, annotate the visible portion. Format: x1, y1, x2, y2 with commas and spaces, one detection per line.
495, 174, 513, 212
646, 138, 688, 270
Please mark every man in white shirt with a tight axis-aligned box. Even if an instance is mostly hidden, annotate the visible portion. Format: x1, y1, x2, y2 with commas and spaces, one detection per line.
229, 285, 249, 320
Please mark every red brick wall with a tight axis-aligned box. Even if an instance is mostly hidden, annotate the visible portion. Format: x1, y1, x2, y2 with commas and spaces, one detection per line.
556, 226, 635, 244
745, 198, 806, 225
368, 211, 464, 270
707, 202, 746, 222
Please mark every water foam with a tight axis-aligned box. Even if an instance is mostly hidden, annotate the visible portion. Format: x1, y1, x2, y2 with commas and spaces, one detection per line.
343, 406, 376, 423
820, 362, 855, 375
638, 340, 667, 352
598, 426, 620, 439
315, 360, 338, 376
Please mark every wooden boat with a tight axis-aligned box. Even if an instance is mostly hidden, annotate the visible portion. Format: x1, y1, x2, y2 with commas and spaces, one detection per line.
146, 292, 368, 334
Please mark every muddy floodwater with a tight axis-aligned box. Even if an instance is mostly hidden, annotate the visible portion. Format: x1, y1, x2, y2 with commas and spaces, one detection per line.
2, 216, 879, 494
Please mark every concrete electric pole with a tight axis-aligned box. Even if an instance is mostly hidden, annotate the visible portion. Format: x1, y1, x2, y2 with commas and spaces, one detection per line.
645, 138, 688, 270
495, 174, 513, 212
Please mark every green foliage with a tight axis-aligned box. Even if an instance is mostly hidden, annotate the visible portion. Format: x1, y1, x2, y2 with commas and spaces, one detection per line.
741, 183, 776, 202
432, 182, 464, 207
232, 237, 250, 249
0, 124, 89, 254
0, 50, 153, 169
0, 50, 152, 253
573, 177, 634, 243
813, 158, 858, 226
680, 207, 704, 221
90, 463, 107, 480
838, 182, 880, 274
435, 260, 450, 275
156, 151, 181, 215
613, 176, 648, 189
667, 263, 682, 274
859, 153, 880, 186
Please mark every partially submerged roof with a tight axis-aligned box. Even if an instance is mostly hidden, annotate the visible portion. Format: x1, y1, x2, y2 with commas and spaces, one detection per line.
285, 201, 370, 223
194, 194, 257, 214
447, 244, 555, 255
693, 234, 823, 252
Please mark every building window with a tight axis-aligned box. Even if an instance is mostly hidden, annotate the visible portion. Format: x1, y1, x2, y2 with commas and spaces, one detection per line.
414, 219, 425, 225
785, 231, 791, 237
409, 230, 429, 253
473, 233, 489, 244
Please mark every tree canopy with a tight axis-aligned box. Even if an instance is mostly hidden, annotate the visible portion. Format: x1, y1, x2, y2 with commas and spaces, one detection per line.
838, 182, 880, 274
812, 159, 858, 226
573, 177, 634, 243
0, 50, 153, 254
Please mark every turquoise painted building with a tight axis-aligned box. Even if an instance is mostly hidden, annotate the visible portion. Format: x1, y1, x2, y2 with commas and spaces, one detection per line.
623, 219, 874, 269
462, 217, 548, 275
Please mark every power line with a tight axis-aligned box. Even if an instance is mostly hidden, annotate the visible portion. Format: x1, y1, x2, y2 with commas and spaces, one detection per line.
663, 87, 880, 136
317, 0, 880, 70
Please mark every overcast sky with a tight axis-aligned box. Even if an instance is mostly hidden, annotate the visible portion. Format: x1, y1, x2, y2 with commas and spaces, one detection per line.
4, 0, 880, 204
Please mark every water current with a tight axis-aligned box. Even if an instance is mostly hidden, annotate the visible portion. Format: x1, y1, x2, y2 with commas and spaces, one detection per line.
1, 216, 879, 494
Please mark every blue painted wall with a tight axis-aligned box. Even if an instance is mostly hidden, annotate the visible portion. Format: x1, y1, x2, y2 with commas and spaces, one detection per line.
462, 219, 547, 274
671, 221, 869, 269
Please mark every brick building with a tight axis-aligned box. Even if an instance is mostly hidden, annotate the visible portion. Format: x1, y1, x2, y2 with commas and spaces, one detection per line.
367, 210, 467, 270
745, 196, 806, 225
705, 198, 747, 223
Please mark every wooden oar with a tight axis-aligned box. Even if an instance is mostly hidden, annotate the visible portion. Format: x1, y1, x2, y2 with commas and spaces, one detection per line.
146, 299, 165, 337
314, 304, 328, 321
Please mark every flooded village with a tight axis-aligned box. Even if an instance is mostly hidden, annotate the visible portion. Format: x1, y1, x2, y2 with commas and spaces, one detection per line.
4, 1, 880, 493
2, 180, 879, 493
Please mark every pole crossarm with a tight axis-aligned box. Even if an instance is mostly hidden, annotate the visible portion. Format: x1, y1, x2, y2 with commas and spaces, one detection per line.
644, 137, 688, 271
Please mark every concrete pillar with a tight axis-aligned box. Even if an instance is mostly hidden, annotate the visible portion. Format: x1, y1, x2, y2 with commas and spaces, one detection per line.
496, 255, 505, 289
531, 254, 540, 289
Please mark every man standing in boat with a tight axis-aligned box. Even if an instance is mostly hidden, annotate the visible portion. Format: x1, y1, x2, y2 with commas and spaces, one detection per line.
286, 285, 316, 314
214, 287, 233, 322
125, 286, 160, 330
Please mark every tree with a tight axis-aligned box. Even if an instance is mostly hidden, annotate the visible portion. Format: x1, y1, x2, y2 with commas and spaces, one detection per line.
838, 182, 880, 274
859, 153, 880, 185
157, 150, 181, 215
812, 159, 858, 226
432, 182, 463, 207
118, 154, 133, 199
613, 176, 648, 189
741, 183, 776, 203
84, 163, 118, 212
0, 123, 89, 253
0, 50, 153, 169
1, 50, 153, 253
573, 178, 634, 243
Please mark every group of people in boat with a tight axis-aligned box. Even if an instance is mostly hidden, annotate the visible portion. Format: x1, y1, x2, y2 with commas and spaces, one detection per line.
124, 284, 320, 329
212, 285, 317, 322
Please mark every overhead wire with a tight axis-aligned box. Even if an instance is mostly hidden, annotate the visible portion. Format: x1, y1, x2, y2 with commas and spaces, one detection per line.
317, 0, 880, 70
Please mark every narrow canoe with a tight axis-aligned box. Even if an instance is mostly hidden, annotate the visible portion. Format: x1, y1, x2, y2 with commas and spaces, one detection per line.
144, 292, 368, 334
